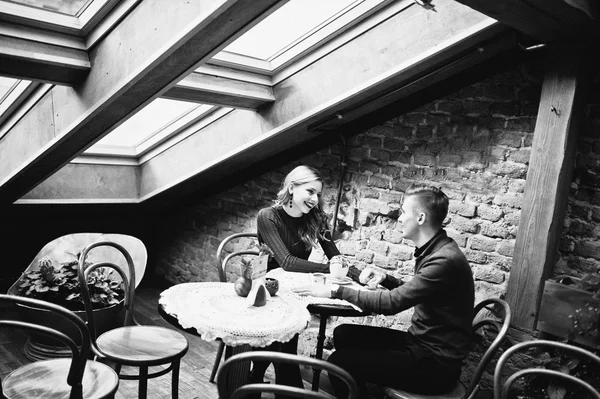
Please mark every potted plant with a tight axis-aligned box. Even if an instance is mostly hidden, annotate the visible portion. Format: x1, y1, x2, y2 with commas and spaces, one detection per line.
9, 252, 125, 360
7, 232, 147, 360
537, 273, 600, 349
512, 345, 600, 399
14, 253, 124, 310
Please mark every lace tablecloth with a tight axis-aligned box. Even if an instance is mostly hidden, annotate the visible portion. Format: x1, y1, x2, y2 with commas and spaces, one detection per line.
159, 282, 311, 348
265, 269, 365, 312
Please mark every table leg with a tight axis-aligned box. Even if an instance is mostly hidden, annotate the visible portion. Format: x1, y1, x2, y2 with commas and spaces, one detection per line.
311, 314, 329, 391
223, 344, 252, 397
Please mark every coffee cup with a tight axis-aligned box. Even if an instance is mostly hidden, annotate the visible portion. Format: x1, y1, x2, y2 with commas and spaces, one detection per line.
329, 256, 349, 279
313, 273, 327, 285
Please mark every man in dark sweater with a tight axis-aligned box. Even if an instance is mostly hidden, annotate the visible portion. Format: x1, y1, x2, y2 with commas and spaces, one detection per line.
293, 184, 475, 398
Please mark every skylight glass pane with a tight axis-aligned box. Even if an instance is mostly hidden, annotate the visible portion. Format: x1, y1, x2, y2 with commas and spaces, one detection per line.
4, 0, 93, 16
224, 0, 357, 60
94, 98, 198, 147
0, 77, 18, 103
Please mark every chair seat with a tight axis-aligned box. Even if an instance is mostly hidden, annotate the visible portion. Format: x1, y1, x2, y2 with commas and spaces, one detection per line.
2, 358, 119, 399
383, 381, 466, 399
97, 325, 188, 365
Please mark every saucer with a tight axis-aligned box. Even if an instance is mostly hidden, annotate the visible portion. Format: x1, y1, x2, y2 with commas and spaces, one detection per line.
327, 276, 353, 285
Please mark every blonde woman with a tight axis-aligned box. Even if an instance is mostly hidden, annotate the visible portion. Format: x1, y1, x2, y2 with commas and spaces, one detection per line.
252, 165, 358, 393
257, 164, 350, 274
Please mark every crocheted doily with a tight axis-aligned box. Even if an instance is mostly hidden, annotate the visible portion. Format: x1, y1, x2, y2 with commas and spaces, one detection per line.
159, 282, 311, 347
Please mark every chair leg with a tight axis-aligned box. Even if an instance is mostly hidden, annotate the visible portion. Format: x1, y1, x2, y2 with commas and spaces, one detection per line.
139, 366, 148, 399
210, 341, 225, 383
172, 359, 181, 399
114, 362, 123, 376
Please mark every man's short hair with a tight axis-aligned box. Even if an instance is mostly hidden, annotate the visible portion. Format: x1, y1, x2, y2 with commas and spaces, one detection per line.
405, 184, 449, 227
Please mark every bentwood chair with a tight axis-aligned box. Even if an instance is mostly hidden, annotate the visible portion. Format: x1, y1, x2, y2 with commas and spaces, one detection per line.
77, 241, 189, 399
493, 339, 600, 399
0, 294, 119, 398
217, 351, 359, 399
383, 298, 512, 399
209, 232, 259, 383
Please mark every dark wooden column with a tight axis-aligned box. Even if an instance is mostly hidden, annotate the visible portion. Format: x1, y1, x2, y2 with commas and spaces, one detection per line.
506, 42, 591, 329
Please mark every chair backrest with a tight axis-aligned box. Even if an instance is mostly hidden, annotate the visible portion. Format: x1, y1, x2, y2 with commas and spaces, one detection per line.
466, 298, 512, 399
77, 241, 137, 340
217, 351, 359, 399
493, 339, 600, 399
0, 294, 91, 397
216, 233, 258, 282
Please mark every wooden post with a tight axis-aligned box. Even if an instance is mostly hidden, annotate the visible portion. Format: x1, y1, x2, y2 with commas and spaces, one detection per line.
506, 41, 591, 330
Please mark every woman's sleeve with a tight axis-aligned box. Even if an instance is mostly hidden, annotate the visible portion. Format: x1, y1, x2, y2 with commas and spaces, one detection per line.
318, 230, 340, 259
257, 209, 329, 273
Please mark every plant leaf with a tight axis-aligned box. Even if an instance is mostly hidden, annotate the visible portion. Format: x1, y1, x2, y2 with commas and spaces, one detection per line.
547, 383, 566, 399
558, 365, 571, 374
565, 358, 580, 370
66, 293, 79, 300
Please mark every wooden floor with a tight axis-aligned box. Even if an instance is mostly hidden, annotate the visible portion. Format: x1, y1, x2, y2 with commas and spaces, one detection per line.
0, 281, 335, 399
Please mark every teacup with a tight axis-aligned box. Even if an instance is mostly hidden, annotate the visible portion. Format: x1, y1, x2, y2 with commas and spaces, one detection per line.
264, 277, 279, 296
329, 256, 349, 279
313, 273, 326, 285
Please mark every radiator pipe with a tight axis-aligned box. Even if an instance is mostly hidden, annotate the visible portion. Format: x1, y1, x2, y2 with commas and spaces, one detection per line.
331, 134, 347, 236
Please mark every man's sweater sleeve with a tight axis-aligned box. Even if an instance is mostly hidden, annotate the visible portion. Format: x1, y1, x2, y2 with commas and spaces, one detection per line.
257, 209, 329, 273
336, 260, 448, 314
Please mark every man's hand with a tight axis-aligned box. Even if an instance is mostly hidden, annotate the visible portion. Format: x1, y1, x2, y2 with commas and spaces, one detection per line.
292, 283, 333, 298
359, 267, 385, 289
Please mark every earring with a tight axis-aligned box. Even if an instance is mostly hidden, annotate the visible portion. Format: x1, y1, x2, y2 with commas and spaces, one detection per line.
289, 194, 293, 208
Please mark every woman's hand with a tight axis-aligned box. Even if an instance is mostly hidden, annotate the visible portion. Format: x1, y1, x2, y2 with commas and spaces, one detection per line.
292, 283, 333, 298
359, 267, 385, 289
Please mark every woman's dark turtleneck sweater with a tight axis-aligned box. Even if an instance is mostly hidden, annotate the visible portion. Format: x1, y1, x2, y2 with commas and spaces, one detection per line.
257, 206, 339, 273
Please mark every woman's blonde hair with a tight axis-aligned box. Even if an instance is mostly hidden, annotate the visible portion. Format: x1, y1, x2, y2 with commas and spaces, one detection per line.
273, 165, 330, 248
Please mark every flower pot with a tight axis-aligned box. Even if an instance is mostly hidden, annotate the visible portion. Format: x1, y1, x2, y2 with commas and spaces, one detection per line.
17, 300, 124, 361
537, 278, 600, 349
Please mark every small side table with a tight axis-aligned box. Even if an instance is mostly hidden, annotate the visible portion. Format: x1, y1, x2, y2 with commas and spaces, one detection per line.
264, 269, 374, 392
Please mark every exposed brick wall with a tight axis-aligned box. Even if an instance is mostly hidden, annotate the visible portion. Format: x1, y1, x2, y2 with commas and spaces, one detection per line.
556, 77, 600, 277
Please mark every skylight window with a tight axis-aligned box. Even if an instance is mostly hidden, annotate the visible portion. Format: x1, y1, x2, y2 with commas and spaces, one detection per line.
93, 98, 199, 148
0, 77, 17, 103
3, 0, 92, 16
223, 0, 358, 60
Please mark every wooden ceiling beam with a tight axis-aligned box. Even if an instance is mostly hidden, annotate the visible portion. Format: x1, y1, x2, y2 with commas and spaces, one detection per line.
163, 71, 275, 110
455, 0, 599, 43
505, 40, 592, 329
0, 0, 286, 205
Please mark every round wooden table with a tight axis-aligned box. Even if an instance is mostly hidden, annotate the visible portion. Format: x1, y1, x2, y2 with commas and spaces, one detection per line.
158, 282, 311, 395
